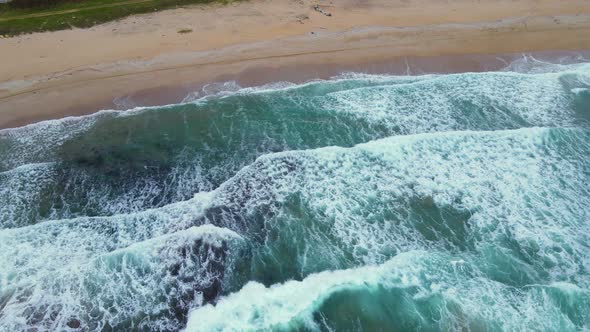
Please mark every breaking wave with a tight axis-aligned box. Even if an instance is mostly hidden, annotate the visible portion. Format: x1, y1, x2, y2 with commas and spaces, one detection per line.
1, 58, 589, 331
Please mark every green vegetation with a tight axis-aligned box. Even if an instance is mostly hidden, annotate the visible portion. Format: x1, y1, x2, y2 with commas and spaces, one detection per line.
0, 0, 233, 36
177, 28, 192, 33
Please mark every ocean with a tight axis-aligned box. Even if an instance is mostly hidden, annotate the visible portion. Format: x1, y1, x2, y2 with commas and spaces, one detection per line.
0, 57, 589, 331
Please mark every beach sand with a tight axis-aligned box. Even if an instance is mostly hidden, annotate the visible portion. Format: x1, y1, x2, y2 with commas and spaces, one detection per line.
1, 0, 590, 128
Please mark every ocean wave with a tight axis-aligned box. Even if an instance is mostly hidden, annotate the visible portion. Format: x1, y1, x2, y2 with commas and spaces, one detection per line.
2, 126, 589, 330
2, 59, 590, 330
185, 251, 590, 331
206, 127, 590, 284
1, 64, 589, 227
0, 224, 243, 331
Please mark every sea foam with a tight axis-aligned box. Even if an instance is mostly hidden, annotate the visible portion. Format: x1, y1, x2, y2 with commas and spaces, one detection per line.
1, 60, 590, 331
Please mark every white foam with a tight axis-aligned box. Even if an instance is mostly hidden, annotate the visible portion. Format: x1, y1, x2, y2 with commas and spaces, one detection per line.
185, 249, 588, 331
0, 223, 241, 331
0, 186, 218, 295
212, 127, 590, 279
0, 148, 218, 228
501, 53, 590, 74
1, 61, 589, 330
0, 162, 58, 228
107, 223, 242, 255
1, 126, 588, 330
185, 251, 428, 331
323, 68, 589, 133
572, 87, 590, 94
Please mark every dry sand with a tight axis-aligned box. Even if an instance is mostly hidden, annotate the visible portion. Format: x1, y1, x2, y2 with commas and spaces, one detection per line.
1, 0, 590, 128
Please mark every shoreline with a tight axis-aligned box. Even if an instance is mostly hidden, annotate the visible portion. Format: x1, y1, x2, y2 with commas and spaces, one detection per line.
2, 49, 589, 132
1, 0, 590, 128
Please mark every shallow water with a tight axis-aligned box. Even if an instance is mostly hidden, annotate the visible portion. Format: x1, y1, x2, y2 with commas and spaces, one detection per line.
0, 58, 589, 331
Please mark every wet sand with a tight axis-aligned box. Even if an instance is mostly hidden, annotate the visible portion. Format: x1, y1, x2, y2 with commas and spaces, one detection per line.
1, 0, 590, 128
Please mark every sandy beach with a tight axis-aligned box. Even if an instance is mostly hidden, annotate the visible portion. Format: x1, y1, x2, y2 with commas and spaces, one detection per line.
1, 0, 590, 128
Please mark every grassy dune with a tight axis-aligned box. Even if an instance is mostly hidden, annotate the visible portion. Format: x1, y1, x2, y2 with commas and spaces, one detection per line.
0, 0, 230, 35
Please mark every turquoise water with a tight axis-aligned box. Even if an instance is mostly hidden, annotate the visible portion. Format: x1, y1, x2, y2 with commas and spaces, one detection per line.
0, 60, 589, 331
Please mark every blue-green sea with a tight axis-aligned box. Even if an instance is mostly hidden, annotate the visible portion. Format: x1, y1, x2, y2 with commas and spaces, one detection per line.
1, 58, 590, 331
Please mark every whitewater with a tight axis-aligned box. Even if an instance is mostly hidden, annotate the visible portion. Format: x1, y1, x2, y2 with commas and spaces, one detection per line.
0, 57, 589, 331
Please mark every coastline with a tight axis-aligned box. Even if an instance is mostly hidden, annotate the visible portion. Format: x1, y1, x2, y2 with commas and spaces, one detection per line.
1, 0, 590, 129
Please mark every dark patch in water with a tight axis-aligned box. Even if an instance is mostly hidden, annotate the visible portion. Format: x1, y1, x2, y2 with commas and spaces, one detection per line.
407, 195, 473, 251
167, 239, 229, 323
